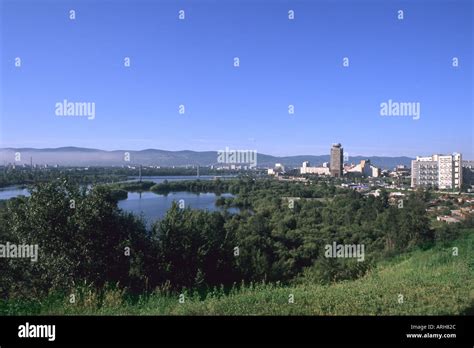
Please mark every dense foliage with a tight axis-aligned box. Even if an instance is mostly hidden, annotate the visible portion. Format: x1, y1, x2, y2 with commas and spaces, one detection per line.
0, 167, 239, 188
2, 232, 471, 315
0, 178, 467, 301
0, 167, 127, 188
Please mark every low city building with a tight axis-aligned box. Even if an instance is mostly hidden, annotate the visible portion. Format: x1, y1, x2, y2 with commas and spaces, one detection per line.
345, 159, 381, 177
437, 216, 461, 224
300, 161, 330, 175
268, 163, 286, 176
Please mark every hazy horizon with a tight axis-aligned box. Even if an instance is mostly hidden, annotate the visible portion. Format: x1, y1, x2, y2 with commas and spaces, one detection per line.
0, 144, 426, 159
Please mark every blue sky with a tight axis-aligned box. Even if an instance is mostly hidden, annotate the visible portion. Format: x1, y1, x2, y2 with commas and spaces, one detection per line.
0, 0, 472, 158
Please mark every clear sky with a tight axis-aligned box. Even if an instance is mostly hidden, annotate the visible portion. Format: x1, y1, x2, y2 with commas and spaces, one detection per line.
0, 0, 472, 158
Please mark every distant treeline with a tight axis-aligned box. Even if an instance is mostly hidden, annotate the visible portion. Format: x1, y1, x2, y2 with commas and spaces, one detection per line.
0, 167, 242, 188
150, 179, 234, 194
0, 167, 127, 188
109, 181, 156, 192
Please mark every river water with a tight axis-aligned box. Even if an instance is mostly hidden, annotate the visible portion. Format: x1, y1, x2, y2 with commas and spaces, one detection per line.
0, 176, 237, 224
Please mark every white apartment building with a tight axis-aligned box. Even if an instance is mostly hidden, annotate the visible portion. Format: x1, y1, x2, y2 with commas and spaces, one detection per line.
411, 153, 462, 189
300, 161, 330, 175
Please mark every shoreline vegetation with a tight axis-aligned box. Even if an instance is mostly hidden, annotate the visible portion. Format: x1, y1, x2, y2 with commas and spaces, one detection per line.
0, 166, 239, 189
0, 176, 472, 315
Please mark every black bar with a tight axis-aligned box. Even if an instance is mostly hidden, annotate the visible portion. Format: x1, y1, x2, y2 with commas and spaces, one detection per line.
0, 315, 472, 346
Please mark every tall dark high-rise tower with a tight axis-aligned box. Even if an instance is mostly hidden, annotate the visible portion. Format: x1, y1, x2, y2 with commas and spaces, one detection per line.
330, 143, 343, 177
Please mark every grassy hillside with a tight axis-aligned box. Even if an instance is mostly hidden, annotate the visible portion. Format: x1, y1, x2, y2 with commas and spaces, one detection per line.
2, 231, 472, 316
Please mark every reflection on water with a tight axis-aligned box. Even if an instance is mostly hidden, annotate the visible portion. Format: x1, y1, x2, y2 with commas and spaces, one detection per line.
118, 191, 237, 225
0, 186, 30, 200
0, 176, 238, 226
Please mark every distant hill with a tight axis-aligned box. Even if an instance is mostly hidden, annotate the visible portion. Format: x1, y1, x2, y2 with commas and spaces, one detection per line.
0, 147, 413, 169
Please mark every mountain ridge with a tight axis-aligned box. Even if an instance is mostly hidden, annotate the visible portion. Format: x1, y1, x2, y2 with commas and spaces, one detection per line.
0, 147, 414, 169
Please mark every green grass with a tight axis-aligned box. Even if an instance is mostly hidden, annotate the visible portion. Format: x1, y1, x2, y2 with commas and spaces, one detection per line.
2, 232, 473, 316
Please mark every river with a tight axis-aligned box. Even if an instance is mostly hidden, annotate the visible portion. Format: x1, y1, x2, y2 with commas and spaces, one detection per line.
0, 176, 237, 224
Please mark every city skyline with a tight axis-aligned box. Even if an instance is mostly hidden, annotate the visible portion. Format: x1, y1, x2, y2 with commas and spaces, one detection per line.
1, 0, 472, 158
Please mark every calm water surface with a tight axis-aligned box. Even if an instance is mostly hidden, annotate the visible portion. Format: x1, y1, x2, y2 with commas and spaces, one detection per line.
0, 176, 237, 225
118, 191, 236, 225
